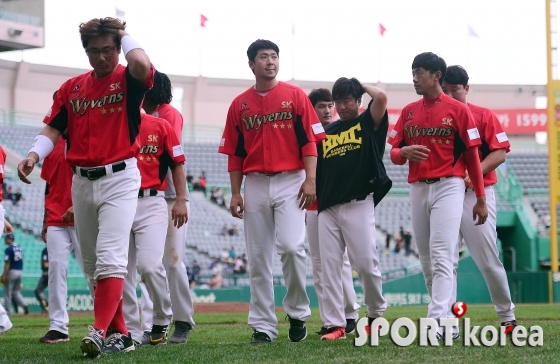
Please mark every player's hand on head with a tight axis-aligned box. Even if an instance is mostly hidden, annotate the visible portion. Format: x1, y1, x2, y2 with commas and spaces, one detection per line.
171, 200, 188, 228
298, 178, 316, 210
472, 196, 488, 226
230, 193, 244, 219
400, 145, 430, 163
17, 157, 37, 184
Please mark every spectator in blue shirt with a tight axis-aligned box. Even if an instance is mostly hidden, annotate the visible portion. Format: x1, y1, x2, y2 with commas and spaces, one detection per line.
2, 234, 28, 315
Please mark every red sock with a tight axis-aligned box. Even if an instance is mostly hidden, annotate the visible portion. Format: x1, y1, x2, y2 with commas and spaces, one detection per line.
93, 277, 126, 337
108, 297, 128, 336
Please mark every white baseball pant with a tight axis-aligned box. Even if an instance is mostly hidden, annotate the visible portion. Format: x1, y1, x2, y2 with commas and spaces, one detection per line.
0, 203, 12, 333
141, 200, 195, 329
72, 158, 140, 285
410, 177, 465, 322
139, 282, 152, 332
451, 187, 515, 322
244, 170, 311, 340
306, 210, 359, 327
46, 225, 91, 334
123, 194, 173, 342
318, 194, 386, 328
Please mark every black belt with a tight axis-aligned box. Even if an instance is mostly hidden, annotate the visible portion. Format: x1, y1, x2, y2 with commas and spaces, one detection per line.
419, 176, 454, 184
138, 189, 159, 198
340, 194, 370, 204
72, 161, 126, 181
263, 172, 281, 176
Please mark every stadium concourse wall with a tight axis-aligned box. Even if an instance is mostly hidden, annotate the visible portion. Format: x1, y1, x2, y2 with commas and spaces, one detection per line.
1, 257, 553, 313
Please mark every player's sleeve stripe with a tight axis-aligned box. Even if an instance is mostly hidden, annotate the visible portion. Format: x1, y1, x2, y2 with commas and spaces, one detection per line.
389, 129, 397, 138
311, 123, 325, 135
496, 131, 508, 143
172, 145, 184, 158
467, 127, 480, 140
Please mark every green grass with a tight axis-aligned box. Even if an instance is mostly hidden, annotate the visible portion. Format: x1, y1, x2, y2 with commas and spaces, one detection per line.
1, 304, 559, 363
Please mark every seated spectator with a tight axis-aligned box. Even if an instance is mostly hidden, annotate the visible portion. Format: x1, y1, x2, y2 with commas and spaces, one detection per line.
233, 256, 246, 274
192, 260, 201, 279
228, 224, 238, 237
220, 248, 230, 264
209, 273, 223, 289
209, 258, 223, 275
186, 170, 194, 184
4, 186, 13, 201
12, 188, 24, 206
220, 224, 228, 236
192, 172, 207, 196
228, 246, 236, 261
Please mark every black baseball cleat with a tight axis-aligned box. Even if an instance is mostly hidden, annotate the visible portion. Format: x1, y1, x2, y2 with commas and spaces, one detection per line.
251, 331, 271, 344
149, 324, 168, 345
39, 330, 69, 343
345, 319, 357, 334
315, 326, 328, 336
102, 332, 135, 354
502, 320, 518, 335
287, 315, 307, 342
80, 326, 104, 358
169, 321, 192, 344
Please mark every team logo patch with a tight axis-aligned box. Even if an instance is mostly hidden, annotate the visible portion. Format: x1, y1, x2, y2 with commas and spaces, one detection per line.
442, 118, 452, 126
389, 129, 397, 138
496, 131, 508, 143
73, 85, 80, 91
311, 123, 325, 135
241, 103, 247, 109
220, 138, 226, 147
467, 127, 481, 140
45, 108, 52, 117
407, 112, 414, 120
281, 101, 292, 108
172, 145, 184, 158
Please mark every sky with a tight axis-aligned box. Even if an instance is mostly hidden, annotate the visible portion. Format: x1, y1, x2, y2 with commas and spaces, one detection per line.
0, 0, 549, 85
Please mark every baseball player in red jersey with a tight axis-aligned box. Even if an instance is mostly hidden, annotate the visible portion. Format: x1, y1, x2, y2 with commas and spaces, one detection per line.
305, 88, 359, 336
17, 18, 153, 357
219, 39, 326, 343
0, 145, 13, 335
122, 112, 187, 346
38, 135, 91, 344
442, 65, 517, 333
388, 52, 488, 339
140, 71, 195, 344
316, 78, 392, 341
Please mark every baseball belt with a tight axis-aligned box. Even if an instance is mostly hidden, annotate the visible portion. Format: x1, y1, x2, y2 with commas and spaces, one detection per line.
72, 161, 126, 181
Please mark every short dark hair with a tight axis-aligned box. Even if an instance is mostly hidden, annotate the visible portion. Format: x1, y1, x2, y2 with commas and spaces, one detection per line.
411, 52, 447, 86
247, 39, 280, 62
444, 65, 469, 87
332, 77, 363, 101
79, 17, 126, 49
145, 70, 173, 105
308, 88, 333, 107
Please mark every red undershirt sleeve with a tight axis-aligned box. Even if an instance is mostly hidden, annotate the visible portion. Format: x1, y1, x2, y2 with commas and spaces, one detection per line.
390, 148, 407, 165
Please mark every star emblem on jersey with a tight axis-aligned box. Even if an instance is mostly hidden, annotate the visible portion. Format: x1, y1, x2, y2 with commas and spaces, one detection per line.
110, 107, 115, 113
445, 139, 450, 145
287, 123, 292, 128
273, 124, 278, 128
431, 138, 436, 143
438, 139, 442, 144
117, 106, 123, 112
146, 156, 151, 162
101, 108, 107, 114
138, 156, 144, 161
280, 123, 285, 128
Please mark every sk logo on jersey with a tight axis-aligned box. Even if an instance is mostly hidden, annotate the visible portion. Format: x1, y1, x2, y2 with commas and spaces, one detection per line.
404, 125, 453, 141
69, 92, 124, 115
442, 118, 452, 126
148, 135, 158, 142
242, 111, 293, 131
110, 82, 121, 91
281, 101, 292, 108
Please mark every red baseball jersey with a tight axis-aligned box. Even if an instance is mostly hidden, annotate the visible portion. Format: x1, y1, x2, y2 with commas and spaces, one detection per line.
40, 138, 74, 226
218, 82, 326, 173
151, 103, 183, 142
136, 113, 186, 191
0, 145, 5, 202
45, 64, 155, 167
388, 93, 481, 183
467, 103, 511, 186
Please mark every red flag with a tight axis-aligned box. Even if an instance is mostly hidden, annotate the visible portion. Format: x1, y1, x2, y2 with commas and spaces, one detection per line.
379, 23, 386, 36
200, 14, 208, 27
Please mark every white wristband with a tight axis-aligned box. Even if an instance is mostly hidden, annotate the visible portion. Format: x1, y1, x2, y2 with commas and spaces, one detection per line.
121, 35, 143, 56
29, 135, 54, 162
